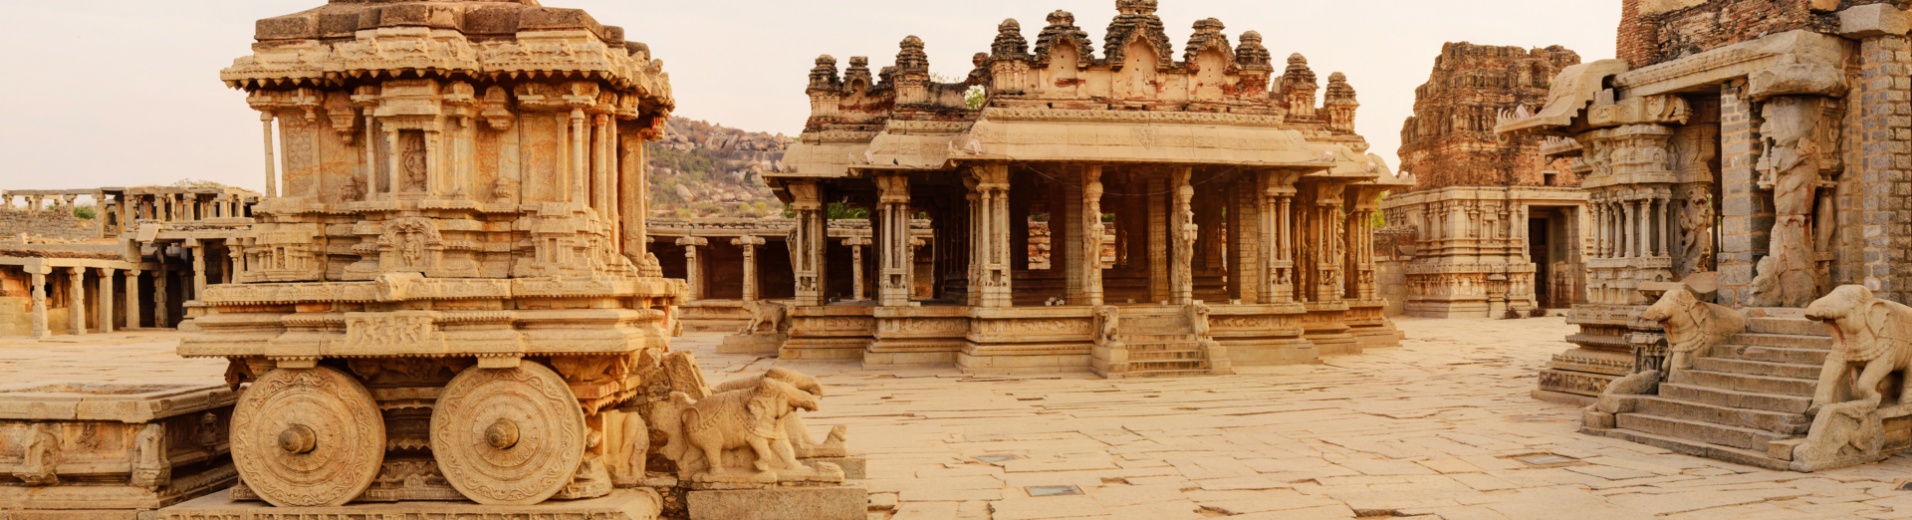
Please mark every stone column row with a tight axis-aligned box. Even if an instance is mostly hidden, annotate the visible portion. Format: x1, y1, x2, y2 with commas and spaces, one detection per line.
876, 173, 913, 307
788, 182, 828, 306
733, 236, 765, 302
677, 237, 707, 301
24, 265, 138, 338
968, 165, 1013, 308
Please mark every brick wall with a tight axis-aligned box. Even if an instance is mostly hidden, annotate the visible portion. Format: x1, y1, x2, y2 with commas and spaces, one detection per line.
1857, 35, 1912, 303
1619, 0, 1826, 67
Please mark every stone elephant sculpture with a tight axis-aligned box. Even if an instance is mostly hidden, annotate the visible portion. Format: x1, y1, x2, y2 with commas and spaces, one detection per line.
656, 377, 817, 481
1806, 285, 1912, 417
714, 368, 848, 459
1639, 286, 1745, 375
740, 300, 788, 336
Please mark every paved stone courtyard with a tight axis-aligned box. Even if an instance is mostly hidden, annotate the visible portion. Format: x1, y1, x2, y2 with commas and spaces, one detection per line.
8, 318, 1912, 519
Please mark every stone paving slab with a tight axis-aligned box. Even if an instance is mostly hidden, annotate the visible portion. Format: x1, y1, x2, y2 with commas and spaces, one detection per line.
14, 318, 1912, 519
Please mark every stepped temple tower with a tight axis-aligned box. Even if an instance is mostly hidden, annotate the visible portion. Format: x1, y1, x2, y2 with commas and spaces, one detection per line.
1385, 43, 1589, 318
770, 0, 1410, 377
1499, 0, 1912, 472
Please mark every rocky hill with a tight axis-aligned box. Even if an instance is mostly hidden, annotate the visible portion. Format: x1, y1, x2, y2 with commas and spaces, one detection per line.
648, 118, 790, 218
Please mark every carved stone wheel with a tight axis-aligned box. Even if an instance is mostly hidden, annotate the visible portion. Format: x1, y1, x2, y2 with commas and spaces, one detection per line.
432, 362, 586, 505
229, 366, 385, 507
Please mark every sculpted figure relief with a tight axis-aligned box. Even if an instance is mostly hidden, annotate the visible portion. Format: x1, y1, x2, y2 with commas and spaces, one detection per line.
1678, 190, 1714, 276
651, 376, 841, 484
1639, 287, 1745, 376
711, 367, 848, 459
1750, 98, 1826, 308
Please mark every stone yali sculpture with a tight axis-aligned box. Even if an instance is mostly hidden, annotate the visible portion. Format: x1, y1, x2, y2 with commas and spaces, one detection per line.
650, 367, 846, 485
1640, 286, 1745, 376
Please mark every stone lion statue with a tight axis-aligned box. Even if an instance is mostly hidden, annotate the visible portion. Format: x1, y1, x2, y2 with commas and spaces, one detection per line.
1806, 285, 1912, 417
739, 300, 788, 336
1639, 286, 1745, 375
653, 377, 818, 482
714, 368, 847, 459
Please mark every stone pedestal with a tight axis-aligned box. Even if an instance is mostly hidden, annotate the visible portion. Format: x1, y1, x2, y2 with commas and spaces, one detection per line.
157, 488, 663, 520
0, 383, 238, 519
686, 485, 865, 520
718, 333, 787, 355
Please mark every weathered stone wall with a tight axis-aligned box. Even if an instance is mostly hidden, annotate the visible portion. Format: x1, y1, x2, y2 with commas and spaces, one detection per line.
1398, 43, 1581, 191
1617, 0, 1859, 67
0, 208, 95, 242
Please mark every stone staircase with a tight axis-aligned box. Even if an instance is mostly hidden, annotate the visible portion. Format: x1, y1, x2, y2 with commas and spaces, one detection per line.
1588, 314, 1831, 470
1105, 307, 1217, 378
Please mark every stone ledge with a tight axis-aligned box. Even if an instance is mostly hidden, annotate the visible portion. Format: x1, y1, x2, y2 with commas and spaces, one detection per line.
153, 488, 662, 520
686, 485, 866, 520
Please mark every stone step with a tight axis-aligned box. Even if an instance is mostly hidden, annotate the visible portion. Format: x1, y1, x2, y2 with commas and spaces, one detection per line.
1129, 350, 1204, 362
1659, 383, 1813, 415
1632, 396, 1810, 435
1590, 426, 1791, 471
1672, 369, 1816, 397
1131, 360, 1207, 372
1116, 334, 1199, 344
1691, 357, 1821, 380
1121, 320, 1189, 331
1615, 412, 1791, 451
1747, 317, 1827, 337
1124, 369, 1214, 378
1715, 345, 1829, 366
1724, 333, 1833, 350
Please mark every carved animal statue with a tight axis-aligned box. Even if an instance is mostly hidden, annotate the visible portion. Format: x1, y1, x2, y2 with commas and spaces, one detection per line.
712, 368, 847, 458
1806, 286, 1912, 417
1092, 306, 1120, 346
739, 300, 788, 336
1639, 287, 1745, 375
659, 378, 818, 479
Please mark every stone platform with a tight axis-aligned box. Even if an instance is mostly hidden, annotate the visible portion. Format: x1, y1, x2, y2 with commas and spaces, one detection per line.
0, 381, 236, 519
718, 333, 786, 355
154, 488, 663, 520
687, 485, 867, 520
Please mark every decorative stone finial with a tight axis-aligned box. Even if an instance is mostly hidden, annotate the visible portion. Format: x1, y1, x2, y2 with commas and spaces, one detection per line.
808, 55, 840, 91
1183, 18, 1231, 64
845, 56, 873, 90
1288, 53, 1309, 67
896, 36, 929, 74
1236, 31, 1273, 71
1326, 72, 1356, 105
1035, 10, 1095, 67
1116, 0, 1158, 15
993, 18, 1029, 59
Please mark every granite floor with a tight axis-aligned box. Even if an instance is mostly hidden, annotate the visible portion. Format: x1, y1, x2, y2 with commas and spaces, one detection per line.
7, 317, 1912, 519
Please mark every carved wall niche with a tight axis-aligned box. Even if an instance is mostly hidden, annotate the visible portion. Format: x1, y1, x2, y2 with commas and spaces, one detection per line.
378, 217, 444, 275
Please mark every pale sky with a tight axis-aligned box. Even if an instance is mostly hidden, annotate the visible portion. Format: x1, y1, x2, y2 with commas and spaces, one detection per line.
0, 0, 1618, 193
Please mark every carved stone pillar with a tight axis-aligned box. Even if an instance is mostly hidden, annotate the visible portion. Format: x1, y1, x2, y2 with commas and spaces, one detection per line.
876, 173, 913, 307
154, 265, 169, 328
619, 127, 652, 270
1170, 168, 1196, 305
28, 267, 48, 339
676, 237, 707, 301
67, 267, 85, 336
98, 267, 115, 334
260, 111, 278, 199
733, 236, 765, 302
1256, 172, 1286, 304
1654, 191, 1669, 257
188, 239, 208, 301
569, 108, 589, 204
1081, 166, 1105, 307
968, 164, 1012, 307
1622, 198, 1638, 258
124, 270, 141, 330
788, 182, 827, 306
845, 237, 869, 301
